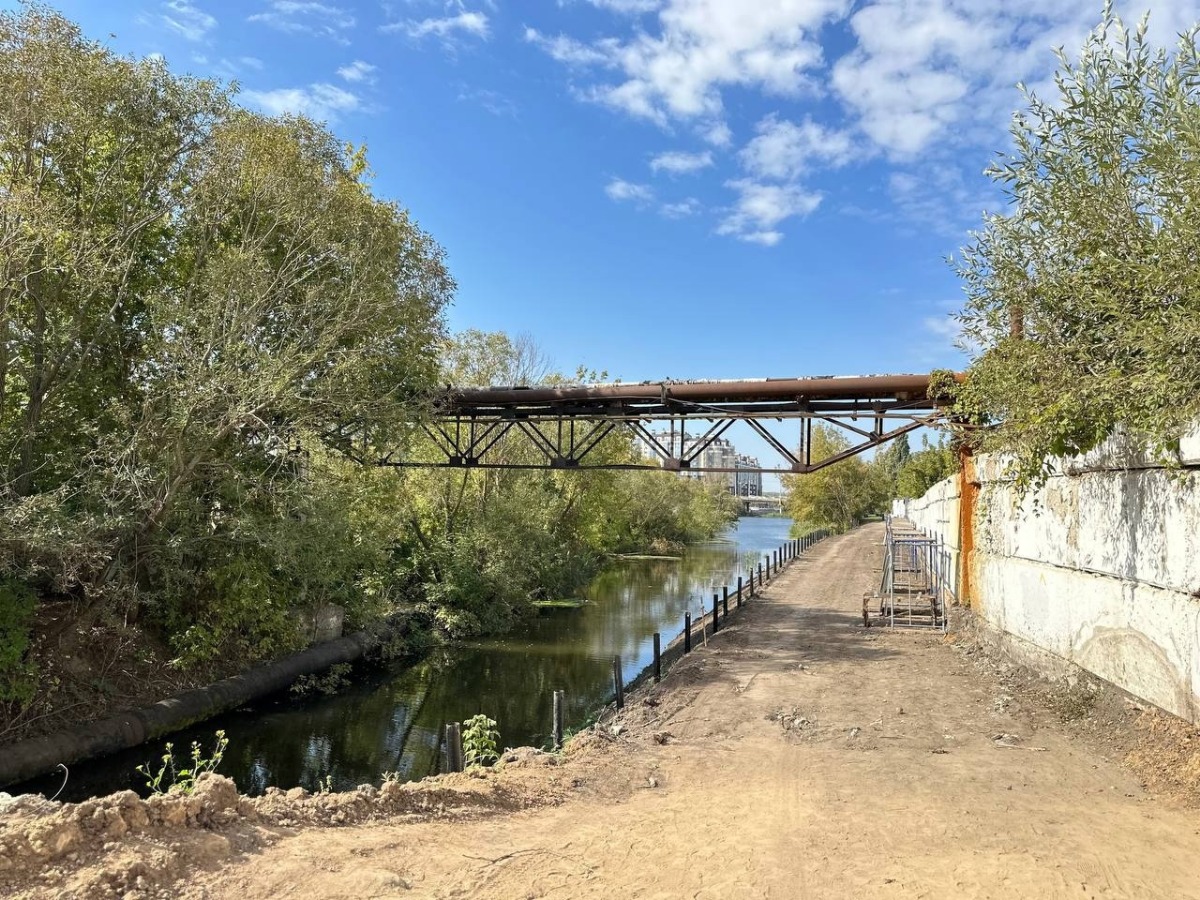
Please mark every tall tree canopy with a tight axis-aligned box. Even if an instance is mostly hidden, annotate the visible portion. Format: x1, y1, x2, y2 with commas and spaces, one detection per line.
0, 6, 737, 732
0, 5, 450, 685
954, 8, 1200, 486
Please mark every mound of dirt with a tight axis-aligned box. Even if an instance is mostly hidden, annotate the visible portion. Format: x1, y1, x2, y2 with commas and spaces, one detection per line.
0, 745, 581, 900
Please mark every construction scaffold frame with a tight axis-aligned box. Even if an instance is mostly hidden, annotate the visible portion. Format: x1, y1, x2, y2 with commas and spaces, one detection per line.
863, 516, 955, 631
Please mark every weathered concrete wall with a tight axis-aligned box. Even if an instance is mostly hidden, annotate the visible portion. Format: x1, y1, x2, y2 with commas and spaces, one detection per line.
893, 431, 1200, 723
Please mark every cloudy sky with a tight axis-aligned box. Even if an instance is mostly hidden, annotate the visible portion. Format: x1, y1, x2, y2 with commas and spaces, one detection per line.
26, 0, 1200, 471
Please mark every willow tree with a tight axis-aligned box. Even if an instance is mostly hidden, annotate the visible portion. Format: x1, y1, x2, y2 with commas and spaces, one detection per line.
954, 7, 1200, 487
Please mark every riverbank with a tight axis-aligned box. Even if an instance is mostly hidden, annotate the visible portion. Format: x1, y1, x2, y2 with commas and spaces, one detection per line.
5, 524, 1200, 899
4, 519, 790, 799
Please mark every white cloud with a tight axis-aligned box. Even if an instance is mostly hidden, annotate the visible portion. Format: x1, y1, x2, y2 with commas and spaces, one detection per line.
386, 11, 490, 41
337, 60, 377, 83
605, 177, 655, 202
649, 150, 713, 175
717, 178, 822, 245
248, 2, 355, 43
527, 0, 850, 133
702, 121, 733, 148
536, 2, 1200, 240
458, 86, 518, 117
523, 28, 617, 65
241, 83, 361, 121
739, 115, 857, 180
831, 1, 1200, 161
923, 313, 961, 343
659, 197, 702, 218
160, 1, 216, 41
586, 0, 662, 12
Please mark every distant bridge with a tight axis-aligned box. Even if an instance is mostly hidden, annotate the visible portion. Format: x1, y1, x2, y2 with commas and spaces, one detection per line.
377, 373, 959, 475
740, 495, 785, 514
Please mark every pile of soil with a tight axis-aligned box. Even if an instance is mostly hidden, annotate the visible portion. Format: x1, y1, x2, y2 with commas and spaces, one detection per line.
0, 747, 575, 900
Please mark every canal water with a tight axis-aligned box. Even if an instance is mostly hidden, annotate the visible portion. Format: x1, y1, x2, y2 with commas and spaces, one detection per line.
22, 516, 792, 802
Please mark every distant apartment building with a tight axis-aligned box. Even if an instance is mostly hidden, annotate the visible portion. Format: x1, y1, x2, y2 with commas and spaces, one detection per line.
636, 431, 762, 495
734, 455, 762, 496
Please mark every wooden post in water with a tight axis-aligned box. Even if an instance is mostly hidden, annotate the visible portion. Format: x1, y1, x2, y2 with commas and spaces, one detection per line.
712, 593, 719, 634
722, 585, 729, 617
552, 690, 564, 750
684, 612, 692, 653
653, 633, 661, 683
447, 722, 464, 772
612, 656, 625, 709
737, 575, 743, 607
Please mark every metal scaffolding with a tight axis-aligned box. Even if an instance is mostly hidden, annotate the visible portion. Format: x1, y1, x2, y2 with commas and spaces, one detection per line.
863, 516, 952, 630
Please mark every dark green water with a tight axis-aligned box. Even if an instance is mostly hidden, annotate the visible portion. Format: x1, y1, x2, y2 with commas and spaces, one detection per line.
19, 517, 792, 801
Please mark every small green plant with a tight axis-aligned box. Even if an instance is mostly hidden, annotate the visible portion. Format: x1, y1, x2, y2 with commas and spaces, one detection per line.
462, 714, 500, 767
318, 774, 334, 794
137, 730, 228, 795
381, 770, 401, 784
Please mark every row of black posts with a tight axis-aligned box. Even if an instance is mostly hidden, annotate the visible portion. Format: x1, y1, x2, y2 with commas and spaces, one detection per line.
441, 531, 831, 771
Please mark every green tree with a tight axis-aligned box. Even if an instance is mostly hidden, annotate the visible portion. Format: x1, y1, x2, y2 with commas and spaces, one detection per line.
953, 7, 1200, 487
782, 425, 887, 534
895, 436, 958, 499
0, 6, 451, 677
874, 434, 911, 497
0, 5, 742, 729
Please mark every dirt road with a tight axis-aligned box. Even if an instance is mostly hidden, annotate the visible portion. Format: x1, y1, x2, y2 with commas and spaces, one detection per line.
14, 524, 1198, 899
167, 523, 1200, 899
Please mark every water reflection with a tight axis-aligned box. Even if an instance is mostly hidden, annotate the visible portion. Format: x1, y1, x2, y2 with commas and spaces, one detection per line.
19, 517, 792, 800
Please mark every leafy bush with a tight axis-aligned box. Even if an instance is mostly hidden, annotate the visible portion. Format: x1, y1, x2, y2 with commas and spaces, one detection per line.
0, 578, 36, 705
462, 714, 500, 767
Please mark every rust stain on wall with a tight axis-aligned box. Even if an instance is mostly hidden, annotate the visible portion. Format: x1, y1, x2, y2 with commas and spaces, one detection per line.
958, 446, 978, 608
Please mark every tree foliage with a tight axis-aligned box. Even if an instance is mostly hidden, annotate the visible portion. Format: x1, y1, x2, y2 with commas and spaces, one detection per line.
894, 436, 957, 499
782, 425, 888, 534
0, 5, 451, 677
953, 7, 1200, 487
0, 7, 738, 725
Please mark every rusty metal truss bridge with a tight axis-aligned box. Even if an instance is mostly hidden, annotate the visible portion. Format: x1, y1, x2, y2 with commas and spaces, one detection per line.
388, 373, 958, 475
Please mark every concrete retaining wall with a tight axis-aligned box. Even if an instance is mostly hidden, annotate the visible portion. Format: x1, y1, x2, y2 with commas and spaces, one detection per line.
893, 430, 1200, 723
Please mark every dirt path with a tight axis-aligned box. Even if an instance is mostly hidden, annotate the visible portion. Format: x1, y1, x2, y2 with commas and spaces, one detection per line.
168, 526, 1199, 898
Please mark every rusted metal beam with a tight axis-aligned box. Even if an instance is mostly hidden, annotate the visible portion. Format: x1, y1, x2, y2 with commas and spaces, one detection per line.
385, 373, 962, 474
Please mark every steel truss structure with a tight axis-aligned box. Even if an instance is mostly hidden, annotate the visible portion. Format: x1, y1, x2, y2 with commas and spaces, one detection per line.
387, 373, 957, 475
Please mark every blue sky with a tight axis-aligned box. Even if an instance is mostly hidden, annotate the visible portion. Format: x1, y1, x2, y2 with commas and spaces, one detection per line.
20, 0, 1200, 478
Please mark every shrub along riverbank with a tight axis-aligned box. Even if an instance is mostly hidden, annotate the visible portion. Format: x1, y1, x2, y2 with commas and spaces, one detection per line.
0, 9, 736, 747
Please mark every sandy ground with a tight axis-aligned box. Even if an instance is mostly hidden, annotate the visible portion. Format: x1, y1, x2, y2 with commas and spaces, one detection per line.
6, 523, 1200, 900
160, 523, 1200, 900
